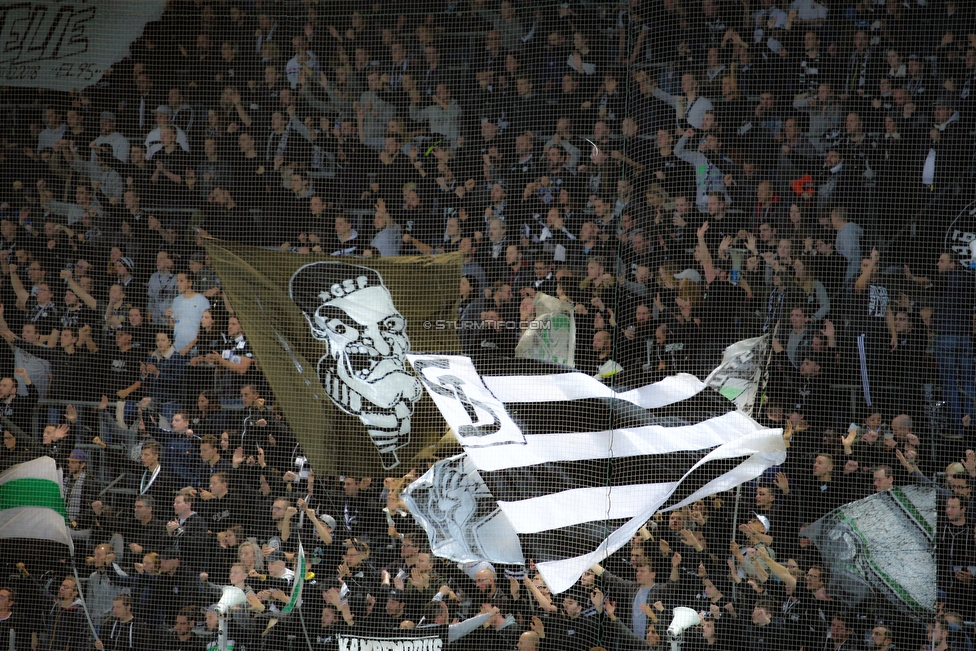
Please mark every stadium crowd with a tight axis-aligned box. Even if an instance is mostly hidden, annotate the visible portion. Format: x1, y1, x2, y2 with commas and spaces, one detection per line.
0, 0, 973, 650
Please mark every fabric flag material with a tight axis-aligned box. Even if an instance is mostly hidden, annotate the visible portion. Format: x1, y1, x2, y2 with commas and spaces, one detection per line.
402, 452, 523, 566
514, 292, 576, 366
281, 541, 305, 614
0, 456, 73, 553
202, 239, 461, 477
406, 355, 786, 593
801, 485, 936, 618
704, 335, 770, 416
0, 1, 166, 92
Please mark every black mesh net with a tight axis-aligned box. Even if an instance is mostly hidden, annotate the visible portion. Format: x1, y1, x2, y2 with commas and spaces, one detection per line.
0, 2, 967, 651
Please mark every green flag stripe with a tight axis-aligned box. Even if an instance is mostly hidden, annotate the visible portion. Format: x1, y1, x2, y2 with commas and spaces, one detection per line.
0, 478, 68, 520
835, 513, 928, 614
890, 486, 935, 539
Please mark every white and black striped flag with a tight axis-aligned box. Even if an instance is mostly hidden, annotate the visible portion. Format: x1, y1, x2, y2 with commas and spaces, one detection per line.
404, 355, 787, 594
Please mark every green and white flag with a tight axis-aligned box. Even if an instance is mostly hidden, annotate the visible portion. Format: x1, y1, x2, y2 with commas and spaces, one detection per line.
281, 541, 306, 614
0, 456, 74, 554
704, 335, 770, 416
515, 292, 576, 367
801, 485, 936, 618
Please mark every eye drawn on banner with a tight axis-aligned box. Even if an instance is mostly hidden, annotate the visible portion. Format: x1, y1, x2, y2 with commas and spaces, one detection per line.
290, 262, 423, 470
408, 355, 526, 448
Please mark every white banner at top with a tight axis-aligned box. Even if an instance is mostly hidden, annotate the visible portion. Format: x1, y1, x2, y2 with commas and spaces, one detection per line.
0, 1, 166, 91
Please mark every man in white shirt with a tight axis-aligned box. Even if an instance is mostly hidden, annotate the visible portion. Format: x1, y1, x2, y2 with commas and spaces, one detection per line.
145, 105, 190, 159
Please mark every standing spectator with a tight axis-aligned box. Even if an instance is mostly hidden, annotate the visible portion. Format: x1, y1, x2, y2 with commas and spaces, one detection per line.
830, 207, 862, 284
146, 252, 179, 325
123, 496, 166, 565
168, 273, 211, 355
86, 543, 127, 630
65, 449, 100, 552
166, 491, 208, 574
142, 332, 187, 416
34, 574, 88, 651
906, 253, 976, 438
937, 496, 976, 619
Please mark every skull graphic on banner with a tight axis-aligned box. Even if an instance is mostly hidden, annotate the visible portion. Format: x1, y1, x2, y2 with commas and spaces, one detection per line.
290, 262, 423, 469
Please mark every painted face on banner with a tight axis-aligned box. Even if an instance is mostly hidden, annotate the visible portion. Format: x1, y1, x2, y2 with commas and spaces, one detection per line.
290, 262, 423, 469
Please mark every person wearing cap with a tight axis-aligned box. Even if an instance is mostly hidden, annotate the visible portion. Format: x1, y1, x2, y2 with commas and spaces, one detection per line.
114, 256, 145, 306
376, 587, 409, 630
264, 550, 295, 590
542, 586, 600, 651
297, 497, 335, 548
145, 104, 190, 159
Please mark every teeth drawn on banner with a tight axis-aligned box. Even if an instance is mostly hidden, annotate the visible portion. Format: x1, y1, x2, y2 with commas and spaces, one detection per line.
201, 239, 461, 478
406, 355, 786, 594
290, 262, 424, 470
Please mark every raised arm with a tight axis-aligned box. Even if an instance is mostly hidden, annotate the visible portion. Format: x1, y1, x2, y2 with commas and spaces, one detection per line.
0, 304, 16, 343
524, 577, 558, 613
8, 265, 29, 311
60, 269, 98, 310
696, 222, 717, 283
854, 248, 877, 294
756, 547, 796, 592
298, 498, 333, 545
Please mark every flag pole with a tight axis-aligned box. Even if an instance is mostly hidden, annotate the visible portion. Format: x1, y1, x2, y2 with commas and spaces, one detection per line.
71, 563, 100, 644
297, 603, 314, 651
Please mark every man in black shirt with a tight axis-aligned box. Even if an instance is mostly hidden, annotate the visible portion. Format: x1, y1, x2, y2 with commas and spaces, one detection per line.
0, 586, 30, 651
197, 471, 244, 534
742, 600, 790, 651
123, 495, 167, 567
852, 250, 894, 408
0, 369, 38, 439
104, 328, 143, 402
9, 268, 59, 346
166, 490, 208, 575
696, 221, 752, 371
